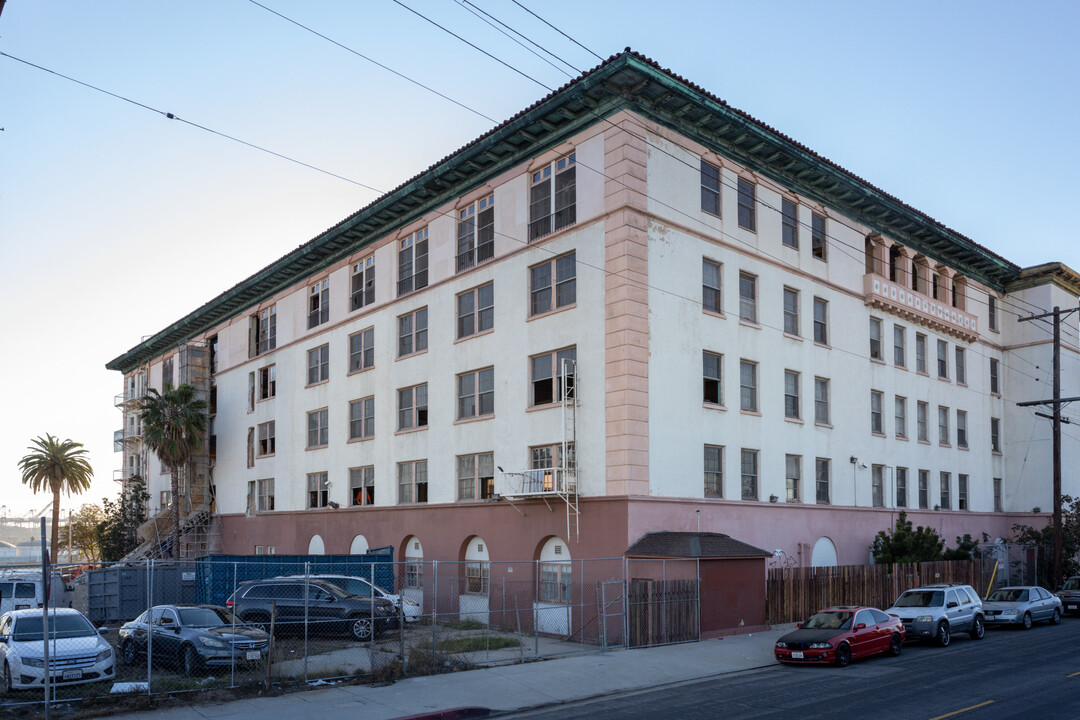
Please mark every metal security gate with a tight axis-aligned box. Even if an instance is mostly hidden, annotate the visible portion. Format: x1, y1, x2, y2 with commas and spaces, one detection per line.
598, 580, 626, 648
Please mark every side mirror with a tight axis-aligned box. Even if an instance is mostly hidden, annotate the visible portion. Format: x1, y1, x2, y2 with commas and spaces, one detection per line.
795, 623, 802, 629
98, 627, 110, 635
854, 623, 866, 631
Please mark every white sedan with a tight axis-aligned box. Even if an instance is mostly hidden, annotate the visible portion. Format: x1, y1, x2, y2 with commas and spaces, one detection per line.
0, 608, 115, 692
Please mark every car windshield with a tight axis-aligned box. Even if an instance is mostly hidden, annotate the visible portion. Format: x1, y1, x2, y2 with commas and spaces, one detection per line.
987, 589, 1029, 603
178, 607, 231, 627
13, 614, 96, 642
802, 611, 852, 630
1062, 578, 1080, 591
894, 590, 944, 608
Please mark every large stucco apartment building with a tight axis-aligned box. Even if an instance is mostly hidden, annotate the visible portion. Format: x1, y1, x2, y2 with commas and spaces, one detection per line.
107, 51, 1079, 570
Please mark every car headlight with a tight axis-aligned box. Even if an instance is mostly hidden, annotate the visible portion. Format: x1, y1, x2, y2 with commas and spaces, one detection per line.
916, 616, 934, 623
199, 636, 227, 648
809, 642, 832, 649
1002, 609, 1021, 615
23, 657, 45, 668
774, 641, 788, 648
96, 649, 113, 663
403, 598, 419, 608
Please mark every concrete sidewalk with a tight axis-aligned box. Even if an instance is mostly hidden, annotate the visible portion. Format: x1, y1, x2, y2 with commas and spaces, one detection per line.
111, 628, 790, 720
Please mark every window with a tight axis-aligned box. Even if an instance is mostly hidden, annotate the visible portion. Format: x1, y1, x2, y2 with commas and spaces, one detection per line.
738, 272, 757, 323
251, 306, 277, 357
813, 298, 828, 344
350, 256, 375, 311
918, 470, 929, 509
247, 427, 255, 468
958, 474, 969, 511
740, 449, 758, 500
815, 458, 830, 504
783, 288, 799, 336
894, 326, 906, 367
990, 358, 1000, 394
937, 339, 949, 379
811, 212, 827, 260
458, 452, 494, 501
465, 560, 490, 595
405, 559, 423, 588
530, 252, 576, 316
457, 195, 495, 272
257, 421, 275, 457
398, 460, 428, 504
895, 396, 907, 438
307, 344, 329, 385
872, 465, 885, 507
869, 318, 883, 360
398, 228, 429, 296
539, 561, 571, 604
700, 160, 721, 216
398, 384, 429, 430
350, 466, 374, 506
784, 370, 800, 419
246, 480, 256, 514
989, 296, 998, 331
916, 333, 928, 373
529, 153, 576, 241
259, 365, 276, 400
785, 454, 800, 502
814, 377, 830, 425
781, 199, 798, 248
870, 390, 884, 434
457, 283, 494, 339
991, 417, 1001, 452
940, 472, 951, 510
349, 328, 374, 373
531, 347, 576, 406
739, 360, 758, 412
957, 410, 968, 448
955, 347, 966, 385
458, 368, 495, 419
307, 472, 329, 509
349, 396, 375, 440
308, 279, 329, 329
162, 357, 174, 390
531, 443, 575, 473
702, 259, 722, 314
737, 177, 756, 231
896, 467, 908, 508
307, 408, 328, 448
398, 307, 428, 357
938, 406, 950, 445
703, 352, 722, 405
704, 445, 723, 498
917, 401, 929, 442
994, 478, 1002, 512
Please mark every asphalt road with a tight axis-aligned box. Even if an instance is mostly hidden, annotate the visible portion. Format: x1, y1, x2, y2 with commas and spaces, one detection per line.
507, 618, 1080, 720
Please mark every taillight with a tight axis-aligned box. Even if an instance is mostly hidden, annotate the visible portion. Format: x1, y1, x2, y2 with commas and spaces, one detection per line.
226, 599, 234, 607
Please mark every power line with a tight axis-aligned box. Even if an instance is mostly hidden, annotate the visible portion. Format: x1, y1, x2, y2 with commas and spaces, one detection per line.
511, 0, 603, 62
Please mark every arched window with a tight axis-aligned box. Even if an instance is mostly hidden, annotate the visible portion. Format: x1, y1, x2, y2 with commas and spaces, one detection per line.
811, 537, 838, 567
403, 535, 424, 589
349, 535, 369, 555
537, 536, 571, 604
307, 534, 325, 555
912, 256, 929, 294
952, 276, 967, 310
889, 245, 906, 284
463, 536, 490, 595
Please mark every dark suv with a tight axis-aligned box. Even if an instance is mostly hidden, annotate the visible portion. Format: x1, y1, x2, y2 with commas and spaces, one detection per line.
226, 578, 396, 641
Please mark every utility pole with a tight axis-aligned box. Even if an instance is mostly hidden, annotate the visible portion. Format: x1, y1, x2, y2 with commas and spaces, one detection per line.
1017, 305, 1080, 589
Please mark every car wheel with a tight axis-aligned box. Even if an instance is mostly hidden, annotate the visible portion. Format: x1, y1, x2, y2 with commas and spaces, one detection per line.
1051, 609, 1062, 626
970, 615, 985, 640
181, 645, 200, 677
936, 621, 951, 647
888, 632, 903, 657
1, 661, 11, 695
834, 642, 851, 668
350, 616, 373, 642
1022, 612, 1033, 630
122, 640, 138, 666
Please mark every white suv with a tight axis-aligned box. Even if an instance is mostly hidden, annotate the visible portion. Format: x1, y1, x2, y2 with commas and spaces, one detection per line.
885, 583, 985, 647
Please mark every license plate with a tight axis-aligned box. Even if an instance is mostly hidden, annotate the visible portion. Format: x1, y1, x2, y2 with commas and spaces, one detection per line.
791, 651, 804, 659
62, 669, 82, 681
1068, 604, 1076, 611
246, 650, 261, 660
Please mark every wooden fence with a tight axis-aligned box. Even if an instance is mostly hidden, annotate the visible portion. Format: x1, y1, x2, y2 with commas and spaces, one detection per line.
766, 560, 985, 625
628, 578, 700, 647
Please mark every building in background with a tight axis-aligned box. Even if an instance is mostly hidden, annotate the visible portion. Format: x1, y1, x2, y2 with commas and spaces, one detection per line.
106, 50, 1079, 568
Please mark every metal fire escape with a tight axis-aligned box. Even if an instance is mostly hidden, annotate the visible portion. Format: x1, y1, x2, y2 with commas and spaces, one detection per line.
500, 358, 580, 541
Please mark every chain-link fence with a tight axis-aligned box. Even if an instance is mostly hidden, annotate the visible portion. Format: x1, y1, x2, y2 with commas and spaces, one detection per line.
0, 556, 700, 708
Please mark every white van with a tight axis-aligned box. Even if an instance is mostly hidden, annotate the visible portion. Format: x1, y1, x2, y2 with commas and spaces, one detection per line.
0, 572, 70, 614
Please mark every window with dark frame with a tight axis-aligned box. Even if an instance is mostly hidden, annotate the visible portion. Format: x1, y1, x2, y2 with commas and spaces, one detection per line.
350, 466, 374, 506
739, 360, 758, 412
398, 307, 428, 357
397, 228, 429, 296
783, 287, 799, 336
815, 458, 830, 504
894, 325, 906, 367
308, 280, 329, 329
814, 377, 830, 425
990, 358, 1000, 394
349, 328, 374, 372
259, 365, 276, 400
872, 465, 885, 507
398, 384, 429, 431
251, 306, 277, 357
737, 177, 756, 231
940, 471, 951, 510
896, 467, 908, 508
958, 474, 968, 510
957, 410, 968, 448
989, 296, 998, 331
702, 259, 722, 314
918, 470, 929, 509
398, 460, 428, 504
956, 347, 967, 384
740, 449, 758, 500
529, 153, 576, 241
871, 390, 884, 434
531, 347, 576, 406
870, 318, 883, 360
530, 252, 576, 316
937, 339, 949, 379
781, 199, 798, 248
785, 454, 800, 502
350, 257, 375, 311
917, 401, 929, 442
307, 472, 329, 509
349, 396, 375, 440
784, 370, 800, 419
916, 333, 928, 373
895, 396, 907, 438
700, 160, 721, 217
811, 213, 827, 260
813, 297, 828, 344
457, 195, 495, 272
993, 478, 1002, 512
307, 408, 328, 448
257, 478, 275, 512
458, 368, 495, 419
703, 352, 722, 405
457, 452, 495, 501
704, 445, 723, 498
307, 344, 329, 385
457, 283, 494, 339
257, 421, 275, 457
991, 417, 1001, 452
738, 272, 757, 323
938, 406, 950, 445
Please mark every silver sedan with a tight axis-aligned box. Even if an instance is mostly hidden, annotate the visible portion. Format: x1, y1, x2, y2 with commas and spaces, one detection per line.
982, 586, 1063, 629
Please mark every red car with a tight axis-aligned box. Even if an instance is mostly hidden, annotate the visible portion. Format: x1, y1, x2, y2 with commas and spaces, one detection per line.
774, 605, 905, 667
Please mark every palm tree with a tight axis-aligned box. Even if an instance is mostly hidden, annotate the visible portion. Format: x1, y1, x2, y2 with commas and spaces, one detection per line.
139, 384, 208, 558
18, 434, 94, 564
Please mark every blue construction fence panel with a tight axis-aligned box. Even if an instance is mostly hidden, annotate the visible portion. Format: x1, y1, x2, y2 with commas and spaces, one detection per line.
194, 547, 396, 607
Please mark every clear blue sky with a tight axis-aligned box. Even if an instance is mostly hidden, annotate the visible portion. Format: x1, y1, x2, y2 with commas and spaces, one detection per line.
1, 0, 1077, 517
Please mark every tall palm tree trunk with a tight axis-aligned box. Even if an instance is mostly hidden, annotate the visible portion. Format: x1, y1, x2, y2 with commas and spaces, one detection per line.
172, 466, 181, 559
50, 484, 61, 565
